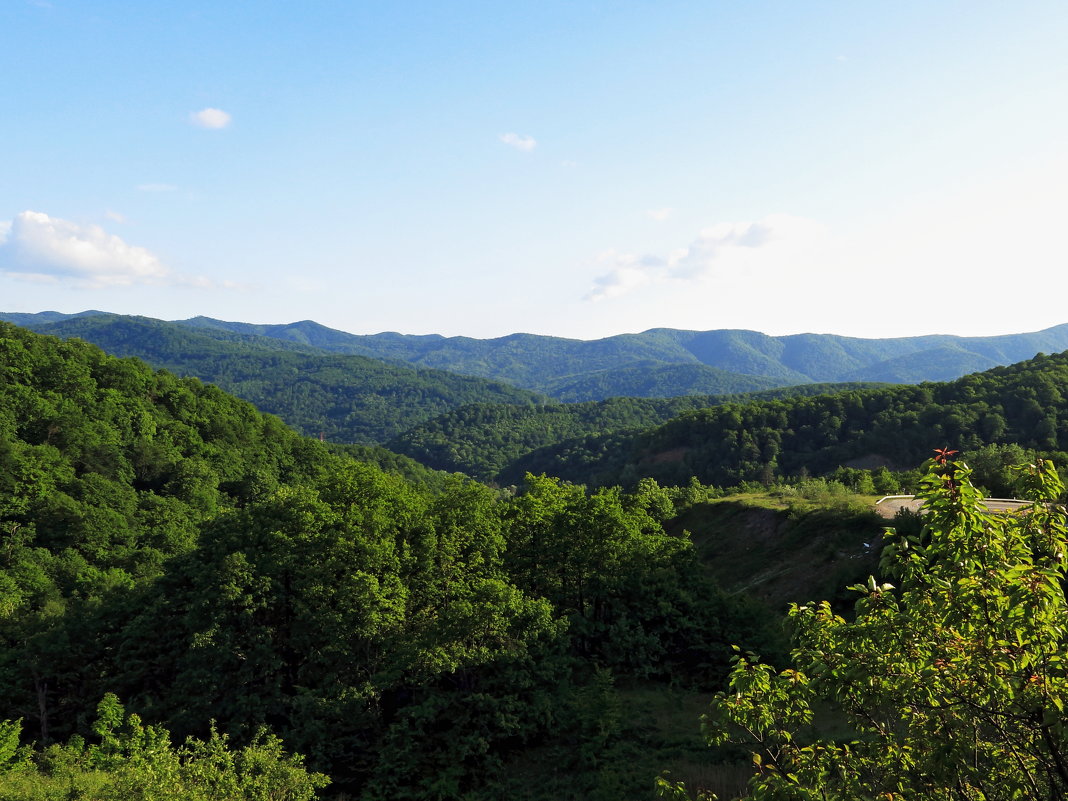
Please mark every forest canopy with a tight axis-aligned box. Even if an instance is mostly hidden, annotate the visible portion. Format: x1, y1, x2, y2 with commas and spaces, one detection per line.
0, 322, 775, 799
508, 352, 1068, 489
662, 456, 1068, 800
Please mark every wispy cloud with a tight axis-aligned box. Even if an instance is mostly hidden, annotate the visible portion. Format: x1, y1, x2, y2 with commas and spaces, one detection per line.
0, 211, 223, 290
646, 207, 673, 222
137, 183, 177, 192
668, 219, 776, 279
585, 251, 662, 301
585, 214, 824, 302
190, 107, 232, 129
499, 132, 537, 152
105, 210, 127, 223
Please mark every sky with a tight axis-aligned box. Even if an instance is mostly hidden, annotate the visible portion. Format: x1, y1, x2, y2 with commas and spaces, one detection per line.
2, 1, 1067, 341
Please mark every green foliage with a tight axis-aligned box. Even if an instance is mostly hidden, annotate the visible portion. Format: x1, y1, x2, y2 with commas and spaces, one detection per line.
543, 362, 782, 402
165, 314, 1068, 392
691, 457, 1068, 799
0, 697, 328, 800
0, 322, 779, 799
965, 442, 1038, 498
513, 351, 1068, 489
22, 315, 546, 444
327, 442, 454, 489
0, 718, 31, 773
389, 385, 882, 482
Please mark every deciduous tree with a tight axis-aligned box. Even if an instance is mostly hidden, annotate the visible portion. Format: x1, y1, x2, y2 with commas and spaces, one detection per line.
665, 456, 1068, 799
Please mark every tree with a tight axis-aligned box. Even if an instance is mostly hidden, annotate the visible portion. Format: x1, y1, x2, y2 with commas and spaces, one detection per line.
0, 694, 328, 800
664, 456, 1068, 800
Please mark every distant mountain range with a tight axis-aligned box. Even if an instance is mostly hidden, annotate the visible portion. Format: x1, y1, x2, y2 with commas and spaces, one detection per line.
175, 315, 1068, 390
0, 313, 545, 444
7, 311, 1068, 401
6, 310, 1068, 486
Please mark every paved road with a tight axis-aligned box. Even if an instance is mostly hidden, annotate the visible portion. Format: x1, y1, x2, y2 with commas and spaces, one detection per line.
875, 496, 1032, 518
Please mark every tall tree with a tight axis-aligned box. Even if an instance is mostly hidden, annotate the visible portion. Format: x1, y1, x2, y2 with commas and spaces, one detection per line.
665, 455, 1068, 799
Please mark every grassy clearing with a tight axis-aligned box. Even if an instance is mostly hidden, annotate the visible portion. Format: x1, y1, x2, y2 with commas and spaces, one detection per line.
670, 491, 886, 612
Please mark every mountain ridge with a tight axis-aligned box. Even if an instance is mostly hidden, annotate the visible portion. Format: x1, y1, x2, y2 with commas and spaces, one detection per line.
0, 313, 547, 444
7, 310, 1068, 401
171, 316, 1068, 389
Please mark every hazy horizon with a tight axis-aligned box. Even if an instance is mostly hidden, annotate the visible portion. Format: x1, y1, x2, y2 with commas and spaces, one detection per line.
3, 2, 1067, 341
10, 307, 1068, 345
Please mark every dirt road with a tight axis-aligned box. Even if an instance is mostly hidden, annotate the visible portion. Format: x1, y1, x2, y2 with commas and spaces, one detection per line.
875, 495, 1032, 518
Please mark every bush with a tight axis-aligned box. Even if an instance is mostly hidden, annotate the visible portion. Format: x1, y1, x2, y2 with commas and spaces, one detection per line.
666, 457, 1068, 799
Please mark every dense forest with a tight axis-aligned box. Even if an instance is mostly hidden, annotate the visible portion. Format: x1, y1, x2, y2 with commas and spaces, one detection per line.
7, 316, 1068, 798
0, 322, 789, 799
8, 314, 546, 443
0, 312, 884, 457
173, 315, 1068, 388
387, 383, 881, 481
10, 311, 1068, 400
500, 351, 1068, 489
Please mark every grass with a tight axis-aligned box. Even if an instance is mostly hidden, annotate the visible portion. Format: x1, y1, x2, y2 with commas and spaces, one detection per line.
0, 769, 111, 800
670, 491, 886, 613
617, 685, 753, 800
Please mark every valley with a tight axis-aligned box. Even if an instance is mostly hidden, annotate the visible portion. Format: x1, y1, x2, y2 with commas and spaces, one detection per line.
0, 313, 1065, 799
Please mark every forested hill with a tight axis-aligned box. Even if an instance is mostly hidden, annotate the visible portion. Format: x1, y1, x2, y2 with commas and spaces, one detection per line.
11, 311, 1067, 401
0, 321, 780, 799
542, 360, 783, 401
499, 351, 1068, 488
388, 382, 882, 481
173, 314, 1068, 390
4, 314, 546, 444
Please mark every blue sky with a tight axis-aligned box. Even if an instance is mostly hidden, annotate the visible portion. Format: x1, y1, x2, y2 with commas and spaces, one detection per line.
2, 1, 1067, 340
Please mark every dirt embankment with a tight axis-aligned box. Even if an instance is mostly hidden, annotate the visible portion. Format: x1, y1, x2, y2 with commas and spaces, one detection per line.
668, 500, 887, 611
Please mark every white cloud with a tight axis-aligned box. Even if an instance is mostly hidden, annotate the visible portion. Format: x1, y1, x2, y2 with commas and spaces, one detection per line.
500, 132, 537, 152
190, 107, 232, 129
646, 207, 673, 222
584, 251, 659, 301
137, 183, 177, 192
105, 210, 127, 223
585, 214, 825, 302
668, 219, 777, 279
578, 154, 1068, 339
0, 211, 227, 291
0, 211, 168, 288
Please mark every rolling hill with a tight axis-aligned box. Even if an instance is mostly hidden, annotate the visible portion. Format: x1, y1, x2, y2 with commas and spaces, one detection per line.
174, 315, 1068, 393
3, 313, 546, 444
9, 311, 1068, 402
498, 351, 1068, 488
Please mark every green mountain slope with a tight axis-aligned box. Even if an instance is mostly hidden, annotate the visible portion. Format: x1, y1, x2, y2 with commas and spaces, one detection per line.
13, 310, 1068, 403
498, 351, 1068, 487
838, 344, 1000, 383
543, 360, 783, 402
389, 382, 884, 481
178, 316, 717, 391
173, 315, 1068, 392
0, 321, 778, 799
10, 314, 546, 444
